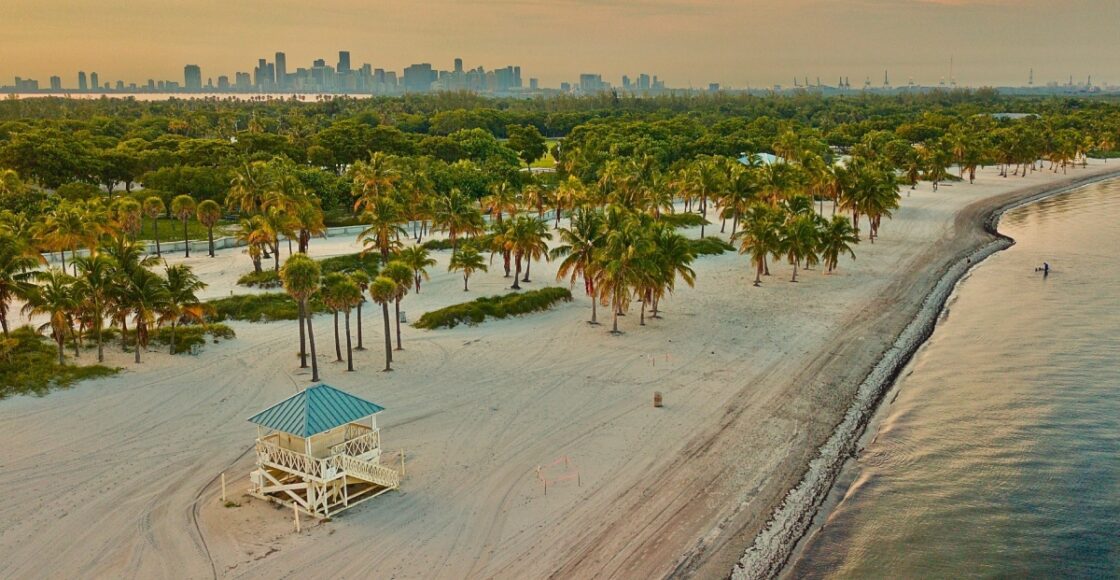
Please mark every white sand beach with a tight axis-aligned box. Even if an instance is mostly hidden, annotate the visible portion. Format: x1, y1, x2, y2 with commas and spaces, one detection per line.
2, 161, 1117, 579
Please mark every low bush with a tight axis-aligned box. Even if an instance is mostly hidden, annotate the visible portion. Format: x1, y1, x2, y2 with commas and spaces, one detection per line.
237, 270, 281, 288
414, 287, 572, 330
659, 213, 709, 229
689, 236, 736, 256
320, 252, 380, 275
0, 326, 119, 399
149, 323, 237, 354
208, 293, 326, 323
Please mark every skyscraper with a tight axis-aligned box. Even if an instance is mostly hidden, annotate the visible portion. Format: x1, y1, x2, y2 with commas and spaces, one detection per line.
77, 71, 87, 91
275, 52, 287, 89
184, 65, 202, 91
454, 58, 464, 74
90, 72, 99, 91
402, 63, 436, 92
49, 76, 62, 91
337, 51, 351, 74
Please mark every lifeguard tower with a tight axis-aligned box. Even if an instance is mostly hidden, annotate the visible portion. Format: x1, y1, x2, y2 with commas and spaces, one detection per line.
247, 384, 402, 517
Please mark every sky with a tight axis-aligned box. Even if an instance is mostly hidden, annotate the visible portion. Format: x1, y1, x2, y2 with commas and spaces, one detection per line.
4, 0, 1119, 89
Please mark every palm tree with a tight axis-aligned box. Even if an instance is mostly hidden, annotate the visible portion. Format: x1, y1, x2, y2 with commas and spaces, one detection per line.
368, 276, 398, 372
647, 224, 696, 319
735, 204, 783, 286
115, 198, 144, 241
170, 195, 196, 258
260, 206, 294, 271
381, 261, 412, 351
351, 152, 401, 214
396, 246, 436, 293
293, 198, 326, 254
73, 254, 117, 362
0, 231, 42, 337
819, 215, 860, 273
551, 208, 606, 324
227, 161, 271, 215
196, 200, 222, 258
123, 268, 170, 364
448, 246, 487, 291
321, 273, 348, 362
143, 196, 165, 256
23, 269, 77, 365
431, 188, 485, 253
595, 211, 652, 334
159, 263, 207, 355
482, 179, 521, 224
338, 277, 362, 371
782, 213, 819, 282
350, 271, 371, 351
280, 254, 322, 382
356, 197, 406, 262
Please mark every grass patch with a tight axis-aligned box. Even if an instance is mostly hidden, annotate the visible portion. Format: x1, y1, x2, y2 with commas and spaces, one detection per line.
689, 236, 735, 256
150, 324, 236, 354
422, 234, 493, 252
414, 287, 572, 330
209, 293, 326, 323
237, 270, 281, 288
138, 217, 235, 244
0, 327, 119, 399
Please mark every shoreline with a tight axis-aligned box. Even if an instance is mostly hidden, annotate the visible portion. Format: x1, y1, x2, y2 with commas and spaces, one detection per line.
732, 166, 1120, 579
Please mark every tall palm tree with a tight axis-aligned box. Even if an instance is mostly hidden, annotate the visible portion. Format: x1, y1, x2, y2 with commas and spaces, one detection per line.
123, 268, 169, 364
170, 195, 196, 258
338, 277, 362, 372
23, 268, 77, 365
351, 152, 401, 214
73, 254, 117, 362
595, 211, 652, 334
350, 270, 371, 351
381, 261, 412, 351
293, 198, 326, 254
551, 208, 606, 324
482, 179, 521, 224
819, 215, 860, 273
368, 276, 398, 372
357, 197, 406, 262
396, 246, 436, 293
448, 246, 487, 291
115, 198, 144, 241
321, 273, 348, 363
159, 263, 208, 355
431, 188, 485, 253
280, 254, 322, 381
227, 160, 271, 215
734, 204, 783, 286
647, 224, 696, 319
143, 196, 165, 256
196, 199, 222, 258
782, 213, 819, 282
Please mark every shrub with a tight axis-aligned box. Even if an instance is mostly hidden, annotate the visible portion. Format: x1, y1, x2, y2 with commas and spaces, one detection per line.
0, 326, 119, 399
659, 212, 709, 229
208, 293, 326, 323
319, 252, 380, 275
689, 236, 735, 256
149, 323, 237, 354
237, 269, 281, 288
414, 287, 572, 329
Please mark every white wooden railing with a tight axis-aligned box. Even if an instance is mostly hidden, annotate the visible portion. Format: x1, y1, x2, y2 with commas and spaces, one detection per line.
330, 430, 380, 458
256, 439, 325, 478
332, 455, 400, 489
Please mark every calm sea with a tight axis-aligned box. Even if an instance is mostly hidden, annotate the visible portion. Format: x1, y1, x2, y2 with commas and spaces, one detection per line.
790, 177, 1120, 578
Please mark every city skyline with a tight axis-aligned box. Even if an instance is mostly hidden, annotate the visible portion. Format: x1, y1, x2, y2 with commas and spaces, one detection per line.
3, 0, 1118, 90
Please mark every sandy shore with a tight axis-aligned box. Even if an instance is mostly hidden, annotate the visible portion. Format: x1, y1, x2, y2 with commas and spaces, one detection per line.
2, 161, 1118, 579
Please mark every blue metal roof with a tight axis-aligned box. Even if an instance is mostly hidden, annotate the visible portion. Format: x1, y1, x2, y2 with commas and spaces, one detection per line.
248, 384, 385, 437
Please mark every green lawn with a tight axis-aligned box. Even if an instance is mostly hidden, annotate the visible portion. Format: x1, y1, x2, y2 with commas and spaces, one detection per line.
530, 139, 561, 169
0, 327, 119, 399
138, 217, 236, 244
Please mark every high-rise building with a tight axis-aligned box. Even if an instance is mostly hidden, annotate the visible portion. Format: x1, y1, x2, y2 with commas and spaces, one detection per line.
115, 80, 125, 91
235, 72, 252, 90
529, 78, 539, 91
337, 51, 351, 74
454, 58, 464, 73
622, 75, 631, 89
90, 72, 99, 91
49, 76, 62, 91
579, 73, 605, 93
217, 76, 231, 90
77, 71, 87, 91
184, 65, 202, 91
275, 52, 287, 89
402, 63, 436, 92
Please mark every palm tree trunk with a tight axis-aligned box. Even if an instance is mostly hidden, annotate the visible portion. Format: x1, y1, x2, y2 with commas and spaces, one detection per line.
305, 300, 319, 382
590, 295, 598, 324
96, 324, 103, 362
121, 318, 129, 352
208, 227, 215, 257
611, 298, 620, 334
394, 297, 403, 350
381, 302, 392, 371
153, 217, 162, 256
344, 309, 354, 372
1, 311, 8, 338
183, 220, 190, 258
355, 303, 365, 350
135, 325, 142, 364
169, 321, 176, 355
639, 298, 646, 326
333, 311, 342, 362
512, 254, 523, 289
298, 301, 308, 367
273, 241, 280, 271
754, 262, 763, 286
463, 274, 469, 291
523, 255, 531, 283
791, 261, 799, 282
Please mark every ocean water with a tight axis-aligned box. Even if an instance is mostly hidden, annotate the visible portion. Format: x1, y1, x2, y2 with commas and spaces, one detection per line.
791, 177, 1120, 578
